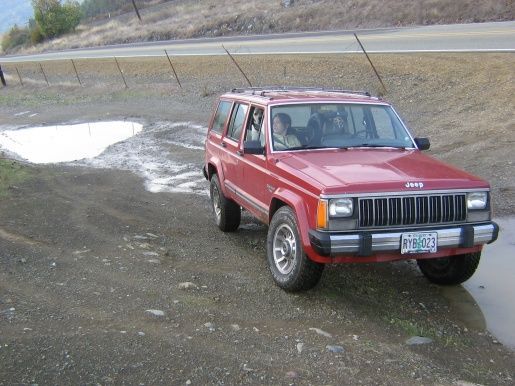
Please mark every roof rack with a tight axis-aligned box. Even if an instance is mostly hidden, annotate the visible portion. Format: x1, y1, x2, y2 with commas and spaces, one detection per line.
230, 86, 372, 98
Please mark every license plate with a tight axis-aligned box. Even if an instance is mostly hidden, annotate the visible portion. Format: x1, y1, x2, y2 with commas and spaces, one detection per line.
401, 232, 438, 254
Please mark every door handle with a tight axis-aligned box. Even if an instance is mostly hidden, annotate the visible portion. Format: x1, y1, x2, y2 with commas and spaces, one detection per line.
220, 142, 226, 148
237, 150, 244, 156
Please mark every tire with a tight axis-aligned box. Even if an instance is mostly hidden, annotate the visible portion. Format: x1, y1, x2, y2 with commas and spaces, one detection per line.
209, 174, 240, 232
416, 252, 481, 285
267, 206, 324, 291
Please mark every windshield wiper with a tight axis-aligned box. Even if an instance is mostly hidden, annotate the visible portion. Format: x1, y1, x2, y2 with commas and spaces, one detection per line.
348, 143, 405, 149
286, 145, 325, 151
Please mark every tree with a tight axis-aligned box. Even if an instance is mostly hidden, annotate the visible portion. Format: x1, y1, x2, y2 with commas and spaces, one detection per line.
1, 25, 30, 52
32, 0, 81, 39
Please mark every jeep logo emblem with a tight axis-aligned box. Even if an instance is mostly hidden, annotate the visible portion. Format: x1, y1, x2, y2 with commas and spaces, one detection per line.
405, 182, 424, 188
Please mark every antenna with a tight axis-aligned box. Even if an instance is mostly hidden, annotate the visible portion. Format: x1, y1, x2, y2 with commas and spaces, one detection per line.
353, 33, 387, 95
222, 45, 253, 87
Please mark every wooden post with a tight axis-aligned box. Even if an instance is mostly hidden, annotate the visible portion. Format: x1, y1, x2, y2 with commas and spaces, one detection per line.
114, 57, 128, 88
0, 65, 6, 86
164, 49, 182, 89
354, 33, 387, 95
39, 63, 49, 86
131, 0, 142, 21
15, 67, 23, 86
70, 59, 82, 86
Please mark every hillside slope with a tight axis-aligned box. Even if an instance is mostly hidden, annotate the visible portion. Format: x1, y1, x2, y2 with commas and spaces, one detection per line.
18, 0, 515, 54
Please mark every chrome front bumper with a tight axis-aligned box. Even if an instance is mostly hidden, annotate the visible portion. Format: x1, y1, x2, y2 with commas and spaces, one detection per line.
309, 222, 499, 257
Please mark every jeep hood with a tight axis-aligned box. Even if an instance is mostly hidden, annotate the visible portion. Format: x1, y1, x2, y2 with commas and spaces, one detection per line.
276, 149, 488, 194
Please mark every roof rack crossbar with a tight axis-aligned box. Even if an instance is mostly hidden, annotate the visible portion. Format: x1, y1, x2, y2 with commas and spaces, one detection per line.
231, 86, 371, 97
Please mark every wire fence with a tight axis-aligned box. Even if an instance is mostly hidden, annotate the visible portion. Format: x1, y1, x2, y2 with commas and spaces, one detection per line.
0, 52, 184, 89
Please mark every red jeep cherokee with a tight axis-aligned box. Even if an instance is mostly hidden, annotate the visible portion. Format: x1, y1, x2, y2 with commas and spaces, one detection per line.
203, 88, 498, 291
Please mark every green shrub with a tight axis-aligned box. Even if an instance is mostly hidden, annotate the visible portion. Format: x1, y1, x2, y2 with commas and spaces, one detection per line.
1, 25, 30, 52
32, 0, 81, 39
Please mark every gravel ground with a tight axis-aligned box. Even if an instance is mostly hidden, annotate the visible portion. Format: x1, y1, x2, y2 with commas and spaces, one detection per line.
0, 53, 514, 385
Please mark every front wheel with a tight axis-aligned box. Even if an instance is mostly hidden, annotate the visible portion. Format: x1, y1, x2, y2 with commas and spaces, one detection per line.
416, 252, 481, 285
267, 207, 324, 291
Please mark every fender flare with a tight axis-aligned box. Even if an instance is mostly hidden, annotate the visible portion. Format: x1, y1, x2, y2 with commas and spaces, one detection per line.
270, 188, 313, 251
206, 158, 230, 197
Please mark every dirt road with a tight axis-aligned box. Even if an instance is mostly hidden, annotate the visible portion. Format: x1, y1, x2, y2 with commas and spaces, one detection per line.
0, 53, 514, 384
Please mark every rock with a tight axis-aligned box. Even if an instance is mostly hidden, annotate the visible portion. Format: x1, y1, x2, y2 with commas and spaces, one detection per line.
147, 259, 160, 264
406, 336, 433, 345
145, 309, 165, 317
326, 345, 345, 353
143, 251, 159, 257
204, 322, 215, 331
178, 282, 198, 290
296, 342, 304, 353
281, 0, 294, 7
138, 331, 146, 336
231, 324, 241, 331
285, 370, 299, 378
309, 327, 332, 338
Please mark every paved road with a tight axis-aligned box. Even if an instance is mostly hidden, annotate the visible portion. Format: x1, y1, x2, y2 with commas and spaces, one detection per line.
1, 21, 514, 63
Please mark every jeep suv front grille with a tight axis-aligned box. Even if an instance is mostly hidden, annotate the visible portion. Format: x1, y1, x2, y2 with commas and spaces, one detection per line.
358, 194, 466, 228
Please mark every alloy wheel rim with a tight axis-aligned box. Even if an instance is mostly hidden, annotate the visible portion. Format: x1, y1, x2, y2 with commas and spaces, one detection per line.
273, 224, 296, 275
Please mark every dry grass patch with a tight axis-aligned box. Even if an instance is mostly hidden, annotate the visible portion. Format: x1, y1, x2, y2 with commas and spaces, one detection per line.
17, 0, 515, 54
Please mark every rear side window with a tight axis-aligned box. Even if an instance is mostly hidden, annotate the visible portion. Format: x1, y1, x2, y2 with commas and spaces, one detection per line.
211, 100, 232, 134
227, 103, 248, 141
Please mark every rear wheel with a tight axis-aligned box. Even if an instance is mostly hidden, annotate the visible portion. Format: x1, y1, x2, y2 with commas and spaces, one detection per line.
210, 174, 240, 232
267, 206, 324, 291
416, 252, 481, 285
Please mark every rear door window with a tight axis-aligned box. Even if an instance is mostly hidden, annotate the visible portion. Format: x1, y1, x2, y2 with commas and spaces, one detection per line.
211, 100, 232, 134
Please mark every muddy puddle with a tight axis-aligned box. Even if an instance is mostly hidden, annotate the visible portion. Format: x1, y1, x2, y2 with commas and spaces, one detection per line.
443, 217, 515, 350
0, 121, 142, 163
0, 120, 208, 195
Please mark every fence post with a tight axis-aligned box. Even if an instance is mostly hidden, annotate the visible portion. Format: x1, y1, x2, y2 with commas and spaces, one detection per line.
39, 63, 49, 86
114, 57, 128, 88
0, 65, 6, 86
15, 67, 23, 86
354, 33, 387, 95
164, 49, 182, 89
131, 0, 142, 21
70, 59, 82, 86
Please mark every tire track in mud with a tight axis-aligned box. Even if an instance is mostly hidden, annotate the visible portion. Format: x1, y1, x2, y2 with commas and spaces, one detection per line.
0, 227, 45, 247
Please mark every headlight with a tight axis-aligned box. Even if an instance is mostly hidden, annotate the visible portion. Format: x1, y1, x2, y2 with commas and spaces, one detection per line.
467, 192, 487, 210
329, 198, 353, 217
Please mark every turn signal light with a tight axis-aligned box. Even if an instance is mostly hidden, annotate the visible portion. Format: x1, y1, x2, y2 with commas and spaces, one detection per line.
317, 200, 328, 229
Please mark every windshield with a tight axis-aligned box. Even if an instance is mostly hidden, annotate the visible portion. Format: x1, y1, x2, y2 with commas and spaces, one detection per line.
269, 103, 415, 151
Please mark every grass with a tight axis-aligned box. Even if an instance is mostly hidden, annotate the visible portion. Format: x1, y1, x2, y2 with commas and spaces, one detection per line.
0, 159, 32, 197
9, 0, 514, 54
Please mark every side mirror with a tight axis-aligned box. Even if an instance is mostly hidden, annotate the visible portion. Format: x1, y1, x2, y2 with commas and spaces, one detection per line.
244, 140, 265, 155
414, 137, 430, 151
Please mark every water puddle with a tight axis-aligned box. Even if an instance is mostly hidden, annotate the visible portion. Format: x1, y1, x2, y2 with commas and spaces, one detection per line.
443, 217, 515, 350
0, 121, 143, 163
0, 120, 208, 195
